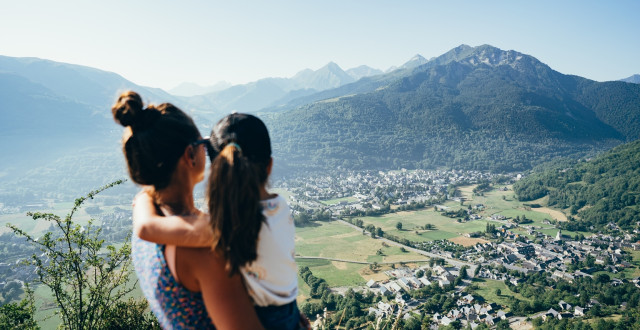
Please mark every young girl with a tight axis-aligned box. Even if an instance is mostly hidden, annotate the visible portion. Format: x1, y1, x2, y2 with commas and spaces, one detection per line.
134, 113, 302, 329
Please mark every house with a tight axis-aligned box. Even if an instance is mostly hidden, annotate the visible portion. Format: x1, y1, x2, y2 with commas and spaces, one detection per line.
397, 278, 412, 291
408, 276, 422, 288
378, 301, 392, 312
366, 279, 378, 288
461, 294, 475, 304
379, 285, 391, 296
441, 273, 456, 283
419, 277, 432, 286
486, 303, 499, 311
574, 306, 586, 316
485, 315, 495, 326
543, 308, 559, 321
433, 265, 447, 275
558, 300, 572, 311
558, 313, 574, 320
510, 278, 522, 286
611, 279, 624, 287
388, 282, 402, 293
438, 279, 451, 287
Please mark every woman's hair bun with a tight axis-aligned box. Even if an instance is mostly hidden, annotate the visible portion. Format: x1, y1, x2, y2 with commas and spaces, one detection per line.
112, 91, 144, 128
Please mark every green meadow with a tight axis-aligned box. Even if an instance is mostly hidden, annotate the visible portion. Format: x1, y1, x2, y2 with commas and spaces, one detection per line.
471, 278, 531, 311
351, 184, 591, 245
294, 221, 429, 288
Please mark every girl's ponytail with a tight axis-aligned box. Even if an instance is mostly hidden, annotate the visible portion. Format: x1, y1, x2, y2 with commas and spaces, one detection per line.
207, 143, 265, 275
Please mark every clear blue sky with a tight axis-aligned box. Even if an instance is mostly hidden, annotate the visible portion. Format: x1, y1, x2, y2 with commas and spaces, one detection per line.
1, 0, 638, 90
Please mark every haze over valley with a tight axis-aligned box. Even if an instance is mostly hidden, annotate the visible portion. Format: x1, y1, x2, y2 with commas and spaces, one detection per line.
2, 44, 640, 329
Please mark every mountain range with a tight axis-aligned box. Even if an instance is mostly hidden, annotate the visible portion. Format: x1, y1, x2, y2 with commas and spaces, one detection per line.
262, 45, 640, 173
180, 62, 383, 115
1, 45, 640, 199
621, 74, 640, 84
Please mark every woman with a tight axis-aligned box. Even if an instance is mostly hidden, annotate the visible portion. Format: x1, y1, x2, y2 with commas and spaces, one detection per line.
112, 91, 264, 329
134, 113, 304, 329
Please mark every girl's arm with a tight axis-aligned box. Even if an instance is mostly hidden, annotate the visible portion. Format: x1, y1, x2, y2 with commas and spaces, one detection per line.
186, 248, 265, 329
132, 191, 213, 247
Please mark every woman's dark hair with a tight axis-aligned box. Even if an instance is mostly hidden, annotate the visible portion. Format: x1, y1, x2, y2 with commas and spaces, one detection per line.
207, 113, 272, 275
112, 91, 200, 190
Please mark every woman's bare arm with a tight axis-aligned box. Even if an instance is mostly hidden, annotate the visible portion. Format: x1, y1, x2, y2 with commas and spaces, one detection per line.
185, 248, 264, 329
132, 191, 213, 247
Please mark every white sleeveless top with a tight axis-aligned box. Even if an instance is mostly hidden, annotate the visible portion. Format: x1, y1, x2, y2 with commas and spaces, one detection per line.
241, 195, 298, 306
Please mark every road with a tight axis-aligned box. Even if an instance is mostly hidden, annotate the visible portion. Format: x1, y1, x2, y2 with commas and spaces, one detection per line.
336, 219, 477, 277
295, 256, 430, 265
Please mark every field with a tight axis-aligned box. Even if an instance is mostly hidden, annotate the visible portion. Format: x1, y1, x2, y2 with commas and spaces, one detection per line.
353, 185, 591, 246
0, 200, 122, 235
472, 278, 531, 311
357, 209, 491, 243
294, 221, 429, 289
319, 196, 359, 206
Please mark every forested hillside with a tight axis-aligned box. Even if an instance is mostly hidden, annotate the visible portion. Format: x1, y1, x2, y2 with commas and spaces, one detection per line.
514, 140, 640, 231
264, 45, 640, 174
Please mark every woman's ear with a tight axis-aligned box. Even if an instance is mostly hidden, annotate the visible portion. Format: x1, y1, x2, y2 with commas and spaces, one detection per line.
183, 145, 196, 166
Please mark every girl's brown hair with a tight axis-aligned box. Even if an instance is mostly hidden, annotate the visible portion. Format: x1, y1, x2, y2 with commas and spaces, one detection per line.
207, 113, 272, 275
112, 91, 200, 190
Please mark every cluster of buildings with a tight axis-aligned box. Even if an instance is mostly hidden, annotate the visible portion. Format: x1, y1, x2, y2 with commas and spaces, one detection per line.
366, 265, 461, 297
433, 298, 511, 328
278, 169, 503, 215
362, 264, 515, 329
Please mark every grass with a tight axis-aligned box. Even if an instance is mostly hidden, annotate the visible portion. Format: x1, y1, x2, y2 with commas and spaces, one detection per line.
472, 278, 531, 310
319, 196, 358, 206
33, 285, 61, 329
295, 221, 429, 287
297, 259, 365, 287
623, 250, 640, 279
356, 209, 492, 243
31, 265, 144, 329
0, 201, 109, 235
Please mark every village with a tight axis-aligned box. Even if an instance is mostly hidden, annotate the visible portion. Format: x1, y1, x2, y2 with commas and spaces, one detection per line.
277, 169, 502, 216
281, 169, 640, 328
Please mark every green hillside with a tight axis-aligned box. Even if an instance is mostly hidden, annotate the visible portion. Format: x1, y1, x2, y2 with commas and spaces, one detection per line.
514, 140, 640, 231
264, 45, 640, 174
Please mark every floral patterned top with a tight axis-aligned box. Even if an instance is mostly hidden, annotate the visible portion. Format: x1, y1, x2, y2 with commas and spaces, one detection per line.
132, 236, 215, 329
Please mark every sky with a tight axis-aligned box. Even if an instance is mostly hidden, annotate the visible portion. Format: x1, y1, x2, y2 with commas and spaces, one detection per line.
1, 0, 638, 90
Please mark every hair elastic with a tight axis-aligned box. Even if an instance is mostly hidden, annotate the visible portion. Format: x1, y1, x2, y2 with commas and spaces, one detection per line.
227, 142, 242, 152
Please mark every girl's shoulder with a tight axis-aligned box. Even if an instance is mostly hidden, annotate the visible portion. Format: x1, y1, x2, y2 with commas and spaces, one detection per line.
261, 194, 289, 215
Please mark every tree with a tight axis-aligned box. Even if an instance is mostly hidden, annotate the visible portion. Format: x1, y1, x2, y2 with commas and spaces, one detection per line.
495, 319, 511, 329
495, 288, 502, 296
596, 273, 611, 283
396, 222, 403, 230
8, 181, 139, 330
376, 227, 384, 237
0, 285, 37, 330
459, 265, 469, 279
